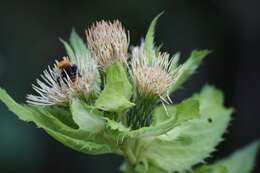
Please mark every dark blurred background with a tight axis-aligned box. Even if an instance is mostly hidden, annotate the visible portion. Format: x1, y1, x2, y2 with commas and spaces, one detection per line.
0, 0, 259, 172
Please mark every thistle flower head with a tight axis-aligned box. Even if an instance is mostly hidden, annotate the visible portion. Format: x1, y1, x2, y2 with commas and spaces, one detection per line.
26, 56, 98, 106
131, 42, 175, 99
86, 20, 129, 69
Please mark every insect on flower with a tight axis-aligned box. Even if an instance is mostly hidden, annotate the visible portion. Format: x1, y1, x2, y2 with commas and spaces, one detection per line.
26, 55, 99, 106
56, 57, 81, 86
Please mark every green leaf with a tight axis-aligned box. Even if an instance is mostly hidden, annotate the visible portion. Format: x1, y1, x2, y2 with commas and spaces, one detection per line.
175, 98, 200, 122
60, 39, 76, 61
95, 87, 134, 112
70, 97, 104, 133
69, 29, 90, 57
193, 141, 259, 173
144, 12, 163, 64
95, 62, 134, 112
0, 88, 34, 122
193, 165, 227, 173
61, 29, 90, 64
44, 106, 78, 129
0, 88, 114, 155
216, 141, 259, 173
142, 85, 233, 172
152, 98, 199, 128
152, 105, 176, 125
45, 128, 112, 155
104, 115, 178, 144
169, 52, 181, 72
170, 50, 210, 92
121, 160, 167, 173
130, 115, 177, 138
104, 118, 130, 143
105, 62, 132, 99
134, 161, 168, 173
105, 118, 130, 133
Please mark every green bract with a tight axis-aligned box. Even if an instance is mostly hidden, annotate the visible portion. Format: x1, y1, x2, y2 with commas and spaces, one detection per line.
0, 14, 258, 173
95, 62, 134, 112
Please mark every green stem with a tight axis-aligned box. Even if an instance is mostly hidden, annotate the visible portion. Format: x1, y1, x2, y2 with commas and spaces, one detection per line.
134, 139, 142, 162
125, 160, 135, 173
121, 140, 137, 173
124, 146, 136, 165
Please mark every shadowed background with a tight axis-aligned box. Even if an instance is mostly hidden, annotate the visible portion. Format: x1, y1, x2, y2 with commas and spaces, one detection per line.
0, 0, 259, 172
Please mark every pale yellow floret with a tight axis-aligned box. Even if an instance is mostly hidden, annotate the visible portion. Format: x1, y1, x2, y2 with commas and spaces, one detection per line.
86, 20, 129, 69
131, 43, 176, 98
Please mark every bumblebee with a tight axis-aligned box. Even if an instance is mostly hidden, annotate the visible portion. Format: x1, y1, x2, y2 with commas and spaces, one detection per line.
56, 57, 80, 86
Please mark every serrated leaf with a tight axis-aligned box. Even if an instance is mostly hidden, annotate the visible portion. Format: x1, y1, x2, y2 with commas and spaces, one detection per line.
216, 141, 259, 173
142, 85, 233, 172
144, 12, 163, 64
70, 97, 104, 133
170, 50, 210, 92
95, 62, 134, 112
193, 141, 259, 173
0, 88, 114, 155
38, 105, 114, 155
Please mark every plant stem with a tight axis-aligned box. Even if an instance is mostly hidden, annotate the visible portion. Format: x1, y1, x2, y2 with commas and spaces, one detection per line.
121, 140, 137, 173
125, 147, 136, 165
125, 162, 134, 173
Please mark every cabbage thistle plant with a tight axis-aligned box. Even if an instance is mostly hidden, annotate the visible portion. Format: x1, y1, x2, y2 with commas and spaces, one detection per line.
0, 14, 259, 173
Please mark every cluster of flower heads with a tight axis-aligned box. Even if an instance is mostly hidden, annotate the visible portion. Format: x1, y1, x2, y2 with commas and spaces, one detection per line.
27, 19, 178, 106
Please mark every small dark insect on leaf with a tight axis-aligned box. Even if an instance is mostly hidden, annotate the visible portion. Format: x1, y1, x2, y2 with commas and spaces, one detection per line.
208, 118, 213, 123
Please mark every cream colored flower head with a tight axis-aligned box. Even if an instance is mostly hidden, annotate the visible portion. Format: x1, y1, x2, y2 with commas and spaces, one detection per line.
26, 56, 98, 106
86, 20, 129, 69
131, 42, 178, 99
